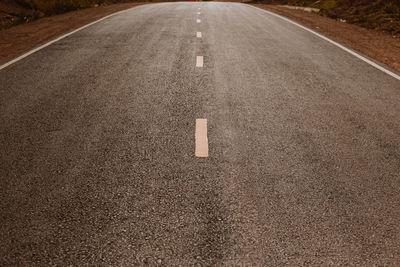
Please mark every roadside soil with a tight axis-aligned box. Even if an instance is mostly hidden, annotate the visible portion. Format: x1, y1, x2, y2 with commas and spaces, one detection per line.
0, 2, 147, 63
252, 4, 400, 72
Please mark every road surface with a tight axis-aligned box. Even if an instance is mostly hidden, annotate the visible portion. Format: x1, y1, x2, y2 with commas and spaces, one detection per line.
1, 2, 400, 266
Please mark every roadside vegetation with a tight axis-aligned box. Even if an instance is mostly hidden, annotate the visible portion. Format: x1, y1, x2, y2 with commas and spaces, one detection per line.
1, 0, 400, 36
14, 0, 139, 15
257, 0, 400, 36
0, 0, 145, 28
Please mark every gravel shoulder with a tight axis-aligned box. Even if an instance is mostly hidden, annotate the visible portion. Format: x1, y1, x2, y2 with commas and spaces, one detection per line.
251, 4, 400, 72
0, 2, 147, 64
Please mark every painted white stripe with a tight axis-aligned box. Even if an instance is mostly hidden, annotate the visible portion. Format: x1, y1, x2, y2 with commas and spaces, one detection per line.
197, 19, 201, 23
195, 119, 208, 157
197, 32, 202, 38
197, 12, 201, 15
0, 6, 140, 71
248, 4, 400, 81
196, 56, 203, 67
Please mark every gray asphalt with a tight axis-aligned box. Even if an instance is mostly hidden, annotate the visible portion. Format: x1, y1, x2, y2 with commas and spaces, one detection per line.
1, 2, 400, 266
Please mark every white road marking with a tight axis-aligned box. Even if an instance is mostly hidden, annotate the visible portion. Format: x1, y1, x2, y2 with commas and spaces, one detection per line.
196, 56, 203, 67
197, 32, 202, 38
197, 12, 201, 15
249, 4, 400, 81
0, 6, 140, 71
195, 119, 208, 157
197, 19, 201, 23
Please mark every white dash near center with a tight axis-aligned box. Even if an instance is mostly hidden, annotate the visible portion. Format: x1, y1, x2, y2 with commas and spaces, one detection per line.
197, 19, 201, 23
196, 32, 202, 38
195, 119, 208, 158
197, 12, 201, 15
196, 56, 203, 67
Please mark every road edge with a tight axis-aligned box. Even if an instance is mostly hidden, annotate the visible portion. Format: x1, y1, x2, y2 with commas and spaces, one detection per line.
246, 4, 400, 81
0, 4, 148, 71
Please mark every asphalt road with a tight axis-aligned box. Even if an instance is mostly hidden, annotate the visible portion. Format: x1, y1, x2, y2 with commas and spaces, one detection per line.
1, 2, 400, 266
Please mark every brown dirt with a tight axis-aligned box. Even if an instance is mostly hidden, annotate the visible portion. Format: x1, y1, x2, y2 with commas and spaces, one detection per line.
251, 4, 400, 72
0, 2, 147, 63
250, 1, 400, 36
0, 0, 39, 29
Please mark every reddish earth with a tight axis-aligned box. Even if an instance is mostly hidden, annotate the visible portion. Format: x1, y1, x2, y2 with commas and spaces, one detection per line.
0, 2, 147, 63
252, 4, 400, 72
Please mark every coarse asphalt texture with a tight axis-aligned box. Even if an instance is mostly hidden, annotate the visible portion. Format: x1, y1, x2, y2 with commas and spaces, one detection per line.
1, 2, 400, 266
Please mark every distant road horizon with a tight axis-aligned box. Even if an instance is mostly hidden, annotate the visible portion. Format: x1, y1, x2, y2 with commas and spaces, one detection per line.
1, 2, 400, 265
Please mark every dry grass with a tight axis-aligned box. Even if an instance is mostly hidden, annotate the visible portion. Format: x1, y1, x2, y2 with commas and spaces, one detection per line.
256, 0, 400, 36
0, 0, 146, 28
16, 0, 137, 15
3, 0, 400, 35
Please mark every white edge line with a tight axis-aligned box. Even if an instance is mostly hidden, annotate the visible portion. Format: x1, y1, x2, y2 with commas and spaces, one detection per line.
0, 6, 140, 71
247, 4, 400, 81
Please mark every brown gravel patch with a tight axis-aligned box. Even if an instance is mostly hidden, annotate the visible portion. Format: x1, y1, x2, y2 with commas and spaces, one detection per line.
251, 4, 400, 72
0, 2, 147, 64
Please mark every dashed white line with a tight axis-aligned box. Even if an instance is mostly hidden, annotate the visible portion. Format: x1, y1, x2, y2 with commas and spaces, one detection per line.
197, 19, 201, 23
197, 12, 201, 15
197, 32, 202, 38
195, 119, 208, 158
196, 56, 203, 67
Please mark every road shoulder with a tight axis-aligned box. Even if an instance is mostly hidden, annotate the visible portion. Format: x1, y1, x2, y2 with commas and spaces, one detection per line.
250, 4, 400, 73
0, 2, 147, 64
